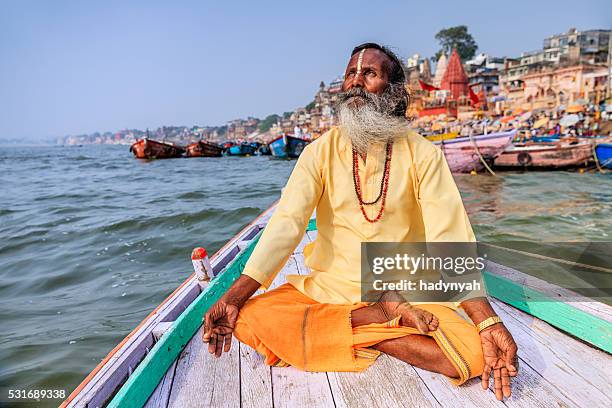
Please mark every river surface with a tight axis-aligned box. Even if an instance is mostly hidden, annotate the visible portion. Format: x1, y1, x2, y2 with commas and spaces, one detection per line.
0, 145, 610, 406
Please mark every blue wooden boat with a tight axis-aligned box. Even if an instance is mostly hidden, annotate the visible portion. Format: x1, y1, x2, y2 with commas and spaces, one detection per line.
269, 134, 309, 158
595, 143, 612, 169
227, 143, 257, 156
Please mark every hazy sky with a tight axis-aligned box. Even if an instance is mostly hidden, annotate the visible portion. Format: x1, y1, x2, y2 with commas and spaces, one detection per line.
1, 0, 610, 140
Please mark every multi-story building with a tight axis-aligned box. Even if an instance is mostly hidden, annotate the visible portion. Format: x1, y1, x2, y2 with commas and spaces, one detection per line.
497, 27, 611, 111
543, 28, 611, 65
465, 53, 505, 95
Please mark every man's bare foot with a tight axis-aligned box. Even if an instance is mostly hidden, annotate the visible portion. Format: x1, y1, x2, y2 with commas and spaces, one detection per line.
378, 292, 439, 334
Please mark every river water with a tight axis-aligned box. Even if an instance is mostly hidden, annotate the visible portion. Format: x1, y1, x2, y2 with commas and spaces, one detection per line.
0, 145, 610, 405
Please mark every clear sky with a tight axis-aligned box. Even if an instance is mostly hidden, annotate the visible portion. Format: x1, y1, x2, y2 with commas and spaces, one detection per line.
1, 0, 610, 140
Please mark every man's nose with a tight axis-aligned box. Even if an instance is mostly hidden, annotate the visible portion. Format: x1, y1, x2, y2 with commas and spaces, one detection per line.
348, 73, 365, 90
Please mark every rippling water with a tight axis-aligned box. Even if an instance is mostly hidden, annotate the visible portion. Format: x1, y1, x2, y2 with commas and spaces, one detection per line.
0, 145, 610, 405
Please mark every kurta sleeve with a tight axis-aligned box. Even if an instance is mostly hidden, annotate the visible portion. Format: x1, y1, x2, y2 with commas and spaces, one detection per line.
241, 144, 323, 288
416, 147, 476, 242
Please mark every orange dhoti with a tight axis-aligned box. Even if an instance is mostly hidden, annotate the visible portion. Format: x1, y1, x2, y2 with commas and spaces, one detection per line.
234, 284, 484, 385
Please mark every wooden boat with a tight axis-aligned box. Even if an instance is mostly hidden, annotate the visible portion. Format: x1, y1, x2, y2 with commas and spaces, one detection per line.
130, 138, 185, 160
257, 144, 272, 156
494, 141, 592, 168
269, 134, 309, 158
226, 142, 257, 156
433, 130, 516, 173
185, 141, 223, 157
62, 203, 612, 408
594, 143, 612, 169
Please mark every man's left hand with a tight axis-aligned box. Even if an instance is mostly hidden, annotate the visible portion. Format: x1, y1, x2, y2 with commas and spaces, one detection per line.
480, 323, 519, 401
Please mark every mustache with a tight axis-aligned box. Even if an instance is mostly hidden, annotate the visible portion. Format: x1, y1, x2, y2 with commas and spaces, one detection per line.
337, 87, 375, 104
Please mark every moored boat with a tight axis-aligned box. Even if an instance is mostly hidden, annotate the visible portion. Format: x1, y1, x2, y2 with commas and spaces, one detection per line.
185, 140, 223, 157
494, 141, 592, 169
269, 134, 309, 158
257, 144, 272, 156
433, 130, 516, 173
129, 138, 185, 160
594, 143, 612, 169
62, 202, 612, 408
226, 142, 257, 156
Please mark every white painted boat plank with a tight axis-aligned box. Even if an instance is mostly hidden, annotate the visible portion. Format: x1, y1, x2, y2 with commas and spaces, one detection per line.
413, 370, 499, 408
271, 367, 335, 408
328, 354, 440, 408
491, 298, 612, 407
167, 331, 240, 408
498, 359, 582, 408
268, 256, 299, 290
144, 360, 176, 408
240, 343, 272, 408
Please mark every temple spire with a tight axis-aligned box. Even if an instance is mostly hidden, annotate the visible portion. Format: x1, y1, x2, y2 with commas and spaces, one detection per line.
432, 53, 448, 88
440, 49, 469, 100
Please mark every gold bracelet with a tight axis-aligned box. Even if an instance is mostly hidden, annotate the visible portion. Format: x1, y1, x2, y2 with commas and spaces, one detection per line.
477, 316, 503, 333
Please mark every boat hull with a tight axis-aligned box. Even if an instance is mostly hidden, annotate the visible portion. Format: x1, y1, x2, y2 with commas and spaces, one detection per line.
227, 144, 257, 156
494, 142, 592, 168
595, 143, 612, 169
185, 141, 223, 157
433, 130, 515, 173
129, 139, 185, 159
269, 135, 309, 158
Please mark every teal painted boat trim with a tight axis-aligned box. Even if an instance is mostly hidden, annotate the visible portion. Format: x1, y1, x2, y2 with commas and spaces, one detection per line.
307, 218, 317, 231
482, 271, 611, 354
107, 231, 263, 408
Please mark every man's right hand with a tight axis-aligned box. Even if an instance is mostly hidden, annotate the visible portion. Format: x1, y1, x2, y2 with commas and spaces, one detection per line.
202, 299, 240, 357
201, 274, 262, 357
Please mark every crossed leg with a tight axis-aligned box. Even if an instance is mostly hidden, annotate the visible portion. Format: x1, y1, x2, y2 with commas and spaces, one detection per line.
351, 302, 459, 378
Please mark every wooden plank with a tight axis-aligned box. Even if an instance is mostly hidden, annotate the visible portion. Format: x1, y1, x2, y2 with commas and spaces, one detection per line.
107, 231, 263, 408
272, 367, 336, 408
144, 361, 176, 408
239, 343, 272, 408
483, 270, 612, 353
413, 370, 499, 408
167, 332, 240, 408
491, 298, 612, 407
328, 354, 440, 408
496, 359, 582, 408
269, 243, 337, 408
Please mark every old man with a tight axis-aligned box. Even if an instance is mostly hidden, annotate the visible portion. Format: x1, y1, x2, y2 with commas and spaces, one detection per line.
203, 43, 518, 400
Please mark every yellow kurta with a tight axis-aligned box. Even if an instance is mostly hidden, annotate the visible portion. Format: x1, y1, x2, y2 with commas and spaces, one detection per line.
242, 126, 476, 306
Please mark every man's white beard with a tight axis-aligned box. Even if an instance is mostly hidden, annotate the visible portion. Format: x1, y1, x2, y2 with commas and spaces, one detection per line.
336, 94, 409, 154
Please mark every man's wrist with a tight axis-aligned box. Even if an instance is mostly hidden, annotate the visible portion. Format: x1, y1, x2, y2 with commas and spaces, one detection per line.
460, 297, 497, 326
222, 274, 261, 308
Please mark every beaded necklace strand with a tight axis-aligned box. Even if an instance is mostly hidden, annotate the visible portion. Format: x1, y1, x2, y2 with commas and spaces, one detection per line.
352, 142, 393, 223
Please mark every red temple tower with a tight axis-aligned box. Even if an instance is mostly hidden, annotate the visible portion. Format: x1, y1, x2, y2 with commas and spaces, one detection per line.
440, 49, 469, 100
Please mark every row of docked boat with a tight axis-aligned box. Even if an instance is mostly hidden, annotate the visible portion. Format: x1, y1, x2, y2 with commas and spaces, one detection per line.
426, 130, 612, 172
130, 131, 612, 172
129, 135, 309, 160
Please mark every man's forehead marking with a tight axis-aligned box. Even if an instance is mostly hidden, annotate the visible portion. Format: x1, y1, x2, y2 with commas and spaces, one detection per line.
356, 49, 366, 75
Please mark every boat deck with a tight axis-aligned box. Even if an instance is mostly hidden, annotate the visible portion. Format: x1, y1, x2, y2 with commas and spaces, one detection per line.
143, 229, 612, 408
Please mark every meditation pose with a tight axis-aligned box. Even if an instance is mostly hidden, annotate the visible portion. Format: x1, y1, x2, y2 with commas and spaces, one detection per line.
203, 43, 519, 401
